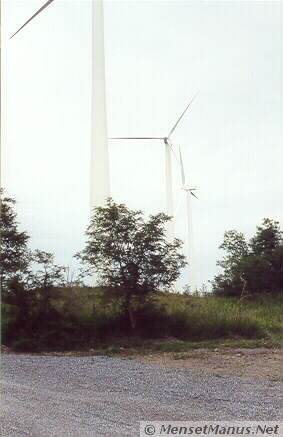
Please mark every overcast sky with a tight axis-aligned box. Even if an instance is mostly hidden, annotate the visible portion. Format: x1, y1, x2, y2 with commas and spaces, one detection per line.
2, 0, 283, 289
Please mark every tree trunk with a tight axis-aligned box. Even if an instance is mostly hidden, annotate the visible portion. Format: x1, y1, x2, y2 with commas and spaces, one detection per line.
128, 305, 136, 330
125, 293, 136, 330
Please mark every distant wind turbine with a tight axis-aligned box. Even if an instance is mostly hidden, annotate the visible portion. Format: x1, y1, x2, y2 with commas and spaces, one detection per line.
179, 146, 198, 293
110, 94, 198, 241
10, 0, 110, 209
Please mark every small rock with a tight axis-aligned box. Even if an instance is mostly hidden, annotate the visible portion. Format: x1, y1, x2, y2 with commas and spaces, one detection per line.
1, 345, 12, 354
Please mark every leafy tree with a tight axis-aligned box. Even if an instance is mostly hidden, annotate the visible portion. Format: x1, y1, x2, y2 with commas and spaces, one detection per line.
212, 219, 283, 296
0, 192, 65, 293
76, 199, 186, 328
3, 249, 68, 348
219, 230, 249, 260
211, 230, 249, 296
28, 250, 66, 290
1, 192, 67, 345
0, 191, 31, 291
249, 218, 282, 255
247, 219, 282, 293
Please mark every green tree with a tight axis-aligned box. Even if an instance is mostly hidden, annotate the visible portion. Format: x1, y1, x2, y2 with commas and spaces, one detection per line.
1, 192, 67, 345
249, 218, 282, 255
0, 192, 65, 294
76, 199, 186, 328
212, 219, 283, 296
0, 192, 31, 291
212, 230, 248, 296
247, 219, 282, 293
28, 250, 66, 290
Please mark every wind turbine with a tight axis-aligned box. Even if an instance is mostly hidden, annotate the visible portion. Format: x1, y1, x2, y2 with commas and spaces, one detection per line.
10, 0, 110, 209
179, 146, 198, 293
110, 94, 198, 241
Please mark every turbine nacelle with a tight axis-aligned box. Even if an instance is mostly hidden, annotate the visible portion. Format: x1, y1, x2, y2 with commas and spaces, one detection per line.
182, 185, 196, 191
163, 136, 171, 146
179, 147, 198, 199
182, 185, 198, 199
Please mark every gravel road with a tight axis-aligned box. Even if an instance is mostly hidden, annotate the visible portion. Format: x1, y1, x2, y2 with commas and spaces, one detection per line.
1, 355, 282, 436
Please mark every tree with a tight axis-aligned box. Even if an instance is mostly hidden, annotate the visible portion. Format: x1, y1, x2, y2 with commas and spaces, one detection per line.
76, 199, 186, 328
0, 192, 65, 292
0, 191, 31, 291
28, 250, 66, 290
249, 218, 282, 255
212, 219, 283, 296
4, 250, 67, 348
247, 219, 282, 293
1, 192, 67, 342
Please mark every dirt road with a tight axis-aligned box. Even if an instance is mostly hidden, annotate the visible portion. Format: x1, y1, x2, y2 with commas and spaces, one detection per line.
136, 347, 282, 380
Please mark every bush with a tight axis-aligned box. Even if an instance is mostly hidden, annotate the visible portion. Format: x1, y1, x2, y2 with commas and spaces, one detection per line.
163, 296, 265, 340
212, 219, 283, 296
2, 288, 281, 351
1, 303, 19, 343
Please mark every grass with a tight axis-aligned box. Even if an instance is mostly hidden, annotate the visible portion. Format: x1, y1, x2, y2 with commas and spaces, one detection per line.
161, 292, 282, 343
2, 287, 282, 352
148, 337, 279, 352
173, 353, 188, 360
92, 337, 280, 356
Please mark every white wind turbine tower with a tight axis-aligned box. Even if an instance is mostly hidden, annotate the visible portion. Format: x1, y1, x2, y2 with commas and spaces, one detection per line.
10, 0, 110, 209
179, 146, 198, 293
110, 94, 198, 241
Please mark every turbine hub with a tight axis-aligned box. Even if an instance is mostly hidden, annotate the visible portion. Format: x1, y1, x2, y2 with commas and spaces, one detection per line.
164, 137, 170, 145
182, 185, 196, 191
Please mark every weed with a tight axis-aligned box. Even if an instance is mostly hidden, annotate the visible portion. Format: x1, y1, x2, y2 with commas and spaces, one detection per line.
2, 288, 282, 351
173, 353, 187, 360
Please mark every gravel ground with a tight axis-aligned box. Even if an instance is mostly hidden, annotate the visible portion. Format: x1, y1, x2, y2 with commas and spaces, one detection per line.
1, 355, 282, 436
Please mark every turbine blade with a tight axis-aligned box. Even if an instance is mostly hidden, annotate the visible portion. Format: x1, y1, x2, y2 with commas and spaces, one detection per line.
109, 137, 163, 140
168, 92, 199, 137
10, 0, 56, 39
190, 191, 198, 199
179, 147, 186, 186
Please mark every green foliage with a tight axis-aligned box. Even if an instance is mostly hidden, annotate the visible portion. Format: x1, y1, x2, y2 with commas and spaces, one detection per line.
1, 191, 66, 292
29, 250, 66, 290
160, 294, 265, 340
0, 191, 68, 348
1, 193, 281, 352
2, 288, 281, 351
212, 218, 282, 296
1, 303, 18, 342
0, 191, 30, 290
250, 218, 282, 255
76, 199, 186, 328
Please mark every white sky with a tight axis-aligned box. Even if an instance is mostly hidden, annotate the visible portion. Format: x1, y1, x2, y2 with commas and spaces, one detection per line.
1, 0, 283, 289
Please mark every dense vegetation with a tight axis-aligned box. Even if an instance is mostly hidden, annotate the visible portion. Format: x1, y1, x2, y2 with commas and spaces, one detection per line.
2, 288, 281, 351
76, 198, 186, 328
211, 219, 282, 296
1, 192, 282, 352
